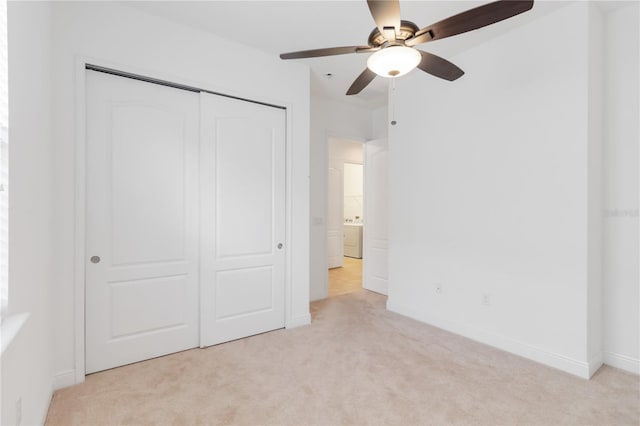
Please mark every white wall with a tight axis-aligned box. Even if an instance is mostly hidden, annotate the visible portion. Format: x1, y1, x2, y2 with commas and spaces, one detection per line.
602, 2, 639, 374
309, 96, 372, 301
49, 1, 310, 387
1, 2, 54, 424
387, 2, 603, 378
330, 139, 364, 166
371, 106, 389, 141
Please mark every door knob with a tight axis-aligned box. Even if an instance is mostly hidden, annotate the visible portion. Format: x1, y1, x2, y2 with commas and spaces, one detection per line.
277, 243, 283, 250
90, 256, 101, 264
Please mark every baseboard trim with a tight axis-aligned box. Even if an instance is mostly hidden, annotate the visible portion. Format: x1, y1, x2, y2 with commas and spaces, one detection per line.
287, 313, 311, 329
53, 369, 77, 390
386, 300, 591, 379
603, 351, 640, 375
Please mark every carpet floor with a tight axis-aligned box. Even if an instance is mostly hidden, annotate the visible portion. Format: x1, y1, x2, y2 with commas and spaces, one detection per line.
46, 290, 639, 425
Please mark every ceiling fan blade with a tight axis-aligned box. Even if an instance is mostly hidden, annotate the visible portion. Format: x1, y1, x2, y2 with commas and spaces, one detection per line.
367, 0, 401, 40
406, 0, 534, 46
416, 50, 464, 81
280, 46, 373, 60
346, 68, 377, 95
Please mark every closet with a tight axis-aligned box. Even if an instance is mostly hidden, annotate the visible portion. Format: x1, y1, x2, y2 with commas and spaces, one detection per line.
85, 70, 286, 374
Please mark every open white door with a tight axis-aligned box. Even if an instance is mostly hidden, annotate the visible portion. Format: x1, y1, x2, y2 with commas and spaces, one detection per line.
363, 138, 389, 295
85, 71, 200, 374
199, 92, 286, 347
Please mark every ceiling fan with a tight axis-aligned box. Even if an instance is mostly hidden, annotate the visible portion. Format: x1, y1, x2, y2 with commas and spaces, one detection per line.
280, 0, 534, 95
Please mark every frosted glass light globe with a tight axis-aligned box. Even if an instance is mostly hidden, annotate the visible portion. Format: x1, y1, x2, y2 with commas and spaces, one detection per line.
367, 46, 421, 78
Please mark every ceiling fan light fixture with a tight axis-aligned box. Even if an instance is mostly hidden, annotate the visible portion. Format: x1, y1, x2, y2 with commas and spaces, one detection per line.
367, 46, 421, 78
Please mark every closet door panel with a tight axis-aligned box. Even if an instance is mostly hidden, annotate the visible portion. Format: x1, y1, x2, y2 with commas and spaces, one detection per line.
200, 93, 286, 347
85, 70, 200, 374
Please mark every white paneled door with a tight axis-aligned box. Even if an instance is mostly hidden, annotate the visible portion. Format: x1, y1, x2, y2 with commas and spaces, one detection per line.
85, 71, 200, 373
363, 139, 389, 295
85, 71, 287, 373
199, 92, 286, 347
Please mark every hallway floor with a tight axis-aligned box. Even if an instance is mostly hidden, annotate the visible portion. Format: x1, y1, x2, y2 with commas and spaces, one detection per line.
328, 256, 362, 297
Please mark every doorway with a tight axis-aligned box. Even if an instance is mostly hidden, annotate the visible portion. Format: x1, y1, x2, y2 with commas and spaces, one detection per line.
325, 136, 389, 298
327, 138, 364, 297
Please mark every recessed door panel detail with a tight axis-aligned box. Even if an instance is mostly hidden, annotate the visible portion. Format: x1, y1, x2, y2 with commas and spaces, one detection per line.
365, 149, 388, 241
110, 105, 186, 266
216, 118, 273, 259
215, 267, 273, 320
110, 275, 188, 338
367, 247, 388, 280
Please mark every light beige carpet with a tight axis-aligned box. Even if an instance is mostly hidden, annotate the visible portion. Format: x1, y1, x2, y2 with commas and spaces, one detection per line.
47, 290, 639, 425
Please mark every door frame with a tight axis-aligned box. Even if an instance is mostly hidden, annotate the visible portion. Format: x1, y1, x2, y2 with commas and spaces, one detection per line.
325, 136, 366, 297
73, 57, 296, 384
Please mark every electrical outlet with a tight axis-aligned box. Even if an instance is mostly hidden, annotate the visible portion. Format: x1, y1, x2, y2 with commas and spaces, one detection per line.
16, 397, 22, 426
435, 283, 443, 294
482, 293, 491, 306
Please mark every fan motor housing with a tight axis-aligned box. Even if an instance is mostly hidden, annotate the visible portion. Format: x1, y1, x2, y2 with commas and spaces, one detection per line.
368, 20, 419, 47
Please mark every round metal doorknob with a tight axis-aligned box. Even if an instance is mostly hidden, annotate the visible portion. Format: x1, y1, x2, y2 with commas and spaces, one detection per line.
90, 256, 101, 264
277, 243, 283, 250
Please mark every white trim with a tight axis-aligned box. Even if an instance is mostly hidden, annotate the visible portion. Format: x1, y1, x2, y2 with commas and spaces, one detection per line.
53, 369, 76, 390
284, 97, 294, 329
73, 57, 87, 385
286, 313, 311, 329
604, 351, 640, 375
74, 55, 298, 384
387, 300, 593, 379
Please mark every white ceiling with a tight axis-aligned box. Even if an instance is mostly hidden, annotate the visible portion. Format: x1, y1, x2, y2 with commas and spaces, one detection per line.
124, 1, 573, 109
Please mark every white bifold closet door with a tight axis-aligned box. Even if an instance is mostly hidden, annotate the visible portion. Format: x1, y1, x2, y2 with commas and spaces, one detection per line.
85, 71, 286, 374
199, 92, 286, 348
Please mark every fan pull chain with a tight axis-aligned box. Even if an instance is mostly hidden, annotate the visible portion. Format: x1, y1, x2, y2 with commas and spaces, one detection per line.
390, 78, 397, 126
